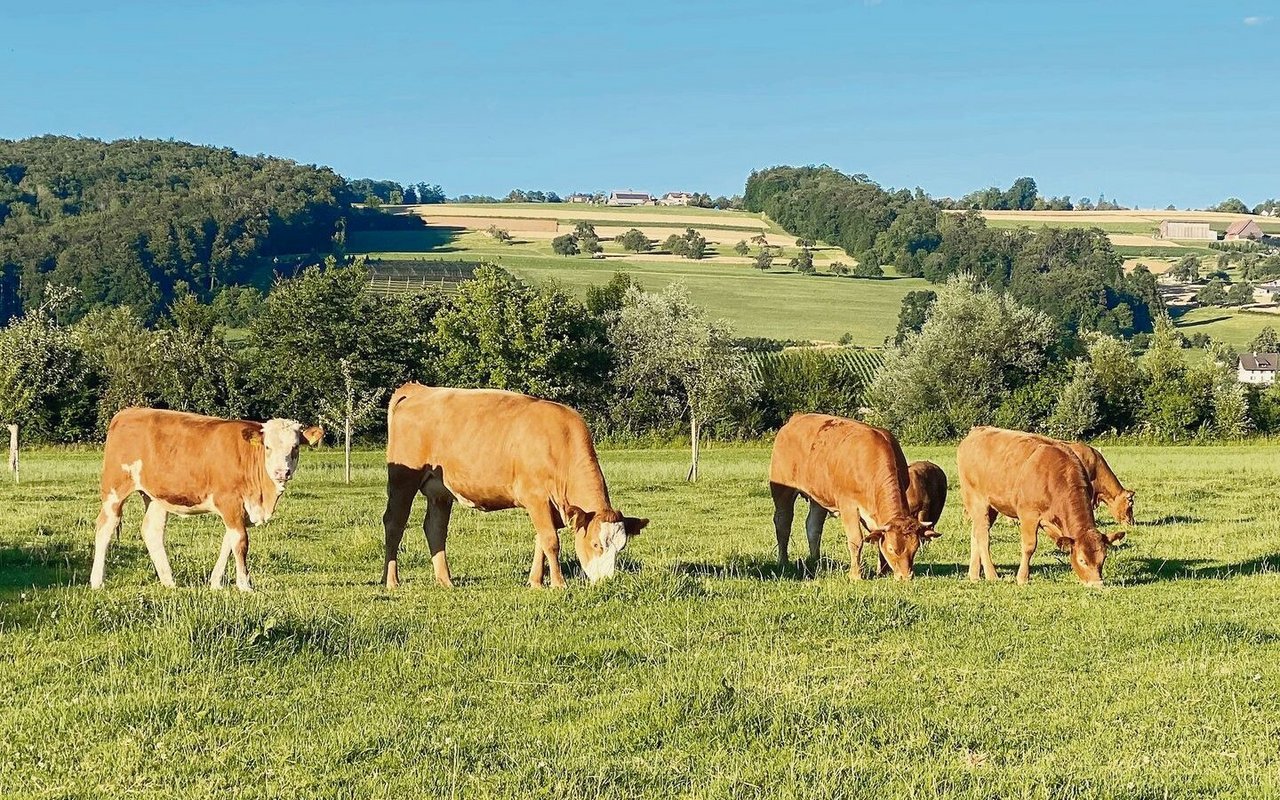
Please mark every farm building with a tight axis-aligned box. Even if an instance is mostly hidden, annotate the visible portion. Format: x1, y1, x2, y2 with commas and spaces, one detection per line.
1238, 352, 1280, 385
1225, 219, 1264, 241
567, 193, 593, 204
1158, 220, 1216, 240
607, 191, 653, 207
659, 191, 696, 206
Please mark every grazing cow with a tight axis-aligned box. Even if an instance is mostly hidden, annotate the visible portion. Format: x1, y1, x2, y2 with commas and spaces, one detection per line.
957, 426, 1125, 586
906, 460, 948, 526
1064, 441, 1135, 526
381, 384, 648, 589
89, 408, 323, 591
769, 413, 939, 580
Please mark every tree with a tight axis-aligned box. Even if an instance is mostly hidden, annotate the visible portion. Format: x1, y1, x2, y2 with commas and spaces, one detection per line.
1045, 361, 1100, 439
584, 272, 641, 317
551, 234, 580, 256
663, 233, 688, 257
1225, 281, 1255, 306
1169, 255, 1201, 283
485, 225, 513, 244
1209, 198, 1250, 215
573, 221, 597, 239
852, 251, 883, 278
789, 247, 815, 274
829, 261, 851, 276
892, 290, 937, 346
317, 357, 383, 484
733, 240, 750, 257
617, 229, 653, 253
1248, 326, 1280, 353
433, 266, 610, 407
753, 249, 774, 271
1195, 279, 1228, 306
868, 276, 1057, 441
1086, 333, 1145, 431
609, 284, 758, 481
795, 237, 815, 248
1005, 177, 1039, 211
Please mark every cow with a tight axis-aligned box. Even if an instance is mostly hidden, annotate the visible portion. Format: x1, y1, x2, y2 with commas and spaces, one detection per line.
89, 408, 323, 591
906, 460, 948, 527
1064, 441, 1135, 526
381, 384, 648, 589
769, 413, 939, 581
956, 426, 1125, 587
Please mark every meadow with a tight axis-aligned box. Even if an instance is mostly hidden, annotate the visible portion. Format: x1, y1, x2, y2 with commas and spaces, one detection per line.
349, 203, 1276, 347
3, 444, 1280, 798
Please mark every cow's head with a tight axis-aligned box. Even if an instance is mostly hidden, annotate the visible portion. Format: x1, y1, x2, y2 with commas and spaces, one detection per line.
566, 506, 648, 583
1108, 490, 1136, 527
1056, 528, 1126, 586
252, 419, 324, 488
863, 516, 941, 580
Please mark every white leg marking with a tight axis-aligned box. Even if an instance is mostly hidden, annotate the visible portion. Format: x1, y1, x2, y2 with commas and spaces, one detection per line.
140, 502, 175, 588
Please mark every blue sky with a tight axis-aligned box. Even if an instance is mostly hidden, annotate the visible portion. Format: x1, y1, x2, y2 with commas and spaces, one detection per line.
3, 0, 1276, 207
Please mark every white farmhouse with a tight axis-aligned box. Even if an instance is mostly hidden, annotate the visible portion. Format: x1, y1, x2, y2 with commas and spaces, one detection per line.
1238, 352, 1280, 385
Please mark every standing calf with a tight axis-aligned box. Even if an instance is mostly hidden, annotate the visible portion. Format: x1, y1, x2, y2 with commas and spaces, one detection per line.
90, 408, 322, 590
769, 413, 938, 580
957, 426, 1125, 586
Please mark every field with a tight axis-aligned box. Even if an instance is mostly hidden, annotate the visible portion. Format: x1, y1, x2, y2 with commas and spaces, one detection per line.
351, 204, 927, 345
1173, 306, 1280, 348
3, 444, 1280, 797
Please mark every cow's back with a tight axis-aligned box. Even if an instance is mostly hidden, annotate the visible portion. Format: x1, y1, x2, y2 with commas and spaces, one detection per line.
1065, 441, 1100, 482
958, 426, 1089, 514
101, 408, 257, 505
770, 413, 909, 513
386, 385, 597, 506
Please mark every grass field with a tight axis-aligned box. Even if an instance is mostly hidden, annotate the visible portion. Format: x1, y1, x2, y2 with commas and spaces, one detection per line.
3, 444, 1280, 797
1173, 306, 1280, 348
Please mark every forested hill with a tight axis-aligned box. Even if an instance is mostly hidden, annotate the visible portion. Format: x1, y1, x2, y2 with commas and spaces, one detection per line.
0, 136, 366, 322
744, 165, 1160, 338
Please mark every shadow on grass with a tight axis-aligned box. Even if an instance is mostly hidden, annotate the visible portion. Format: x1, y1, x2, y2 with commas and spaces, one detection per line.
0, 541, 83, 598
1141, 514, 1205, 526
1124, 554, 1280, 584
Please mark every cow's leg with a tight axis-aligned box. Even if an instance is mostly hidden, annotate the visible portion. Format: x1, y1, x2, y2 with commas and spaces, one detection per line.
770, 482, 798, 566
210, 528, 237, 590
1016, 516, 1040, 585
966, 502, 998, 582
804, 501, 827, 566
382, 465, 425, 589
842, 511, 867, 581
211, 503, 252, 592
424, 495, 454, 588
89, 488, 128, 589
527, 503, 564, 588
139, 502, 175, 588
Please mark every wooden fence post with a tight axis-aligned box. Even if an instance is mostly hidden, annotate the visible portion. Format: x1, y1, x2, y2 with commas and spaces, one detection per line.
7, 424, 17, 484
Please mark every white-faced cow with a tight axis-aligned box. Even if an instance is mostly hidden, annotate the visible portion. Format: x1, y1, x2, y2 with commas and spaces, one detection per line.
89, 408, 322, 591
769, 413, 939, 580
381, 384, 648, 589
957, 426, 1125, 587
1064, 441, 1135, 526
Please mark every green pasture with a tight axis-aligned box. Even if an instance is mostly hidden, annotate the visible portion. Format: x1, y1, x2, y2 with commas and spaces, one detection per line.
2, 444, 1279, 797
1174, 307, 1280, 348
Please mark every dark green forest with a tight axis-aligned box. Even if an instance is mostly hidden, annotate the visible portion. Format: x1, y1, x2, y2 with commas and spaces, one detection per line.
0, 136, 422, 323
744, 165, 1158, 337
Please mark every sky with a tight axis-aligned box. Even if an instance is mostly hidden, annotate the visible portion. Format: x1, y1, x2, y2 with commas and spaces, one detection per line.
2, 0, 1277, 208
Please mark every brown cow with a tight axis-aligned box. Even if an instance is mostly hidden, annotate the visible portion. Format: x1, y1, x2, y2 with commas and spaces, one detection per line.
1064, 441, 1135, 526
769, 413, 939, 580
957, 426, 1125, 586
906, 460, 948, 527
381, 384, 648, 589
89, 408, 323, 591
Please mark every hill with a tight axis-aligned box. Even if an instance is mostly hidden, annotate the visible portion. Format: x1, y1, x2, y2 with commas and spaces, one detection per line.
348, 202, 927, 345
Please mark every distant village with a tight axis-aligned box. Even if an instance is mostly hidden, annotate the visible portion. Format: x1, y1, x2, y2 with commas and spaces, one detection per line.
568, 190, 703, 207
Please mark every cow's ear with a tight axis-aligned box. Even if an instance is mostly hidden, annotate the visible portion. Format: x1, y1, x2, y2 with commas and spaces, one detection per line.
302, 426, 324, 447
1055, 536, 1075, 553
565, 505, 594, 530
921, 523, 942, 541
623, 517, 649, 537
1125, 490, 1136, 500
863, 527, 887, 543
243, 427, 264, 446
1106, 531, 1127, 545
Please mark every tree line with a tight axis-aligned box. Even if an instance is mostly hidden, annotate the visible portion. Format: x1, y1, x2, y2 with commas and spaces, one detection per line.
744, 165, 1158, 338
0, 136, 445, 324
